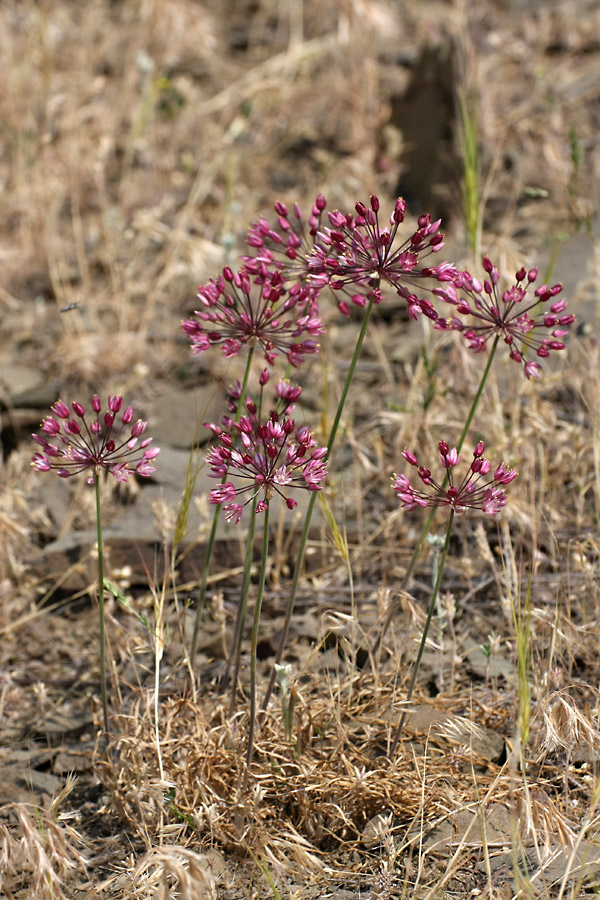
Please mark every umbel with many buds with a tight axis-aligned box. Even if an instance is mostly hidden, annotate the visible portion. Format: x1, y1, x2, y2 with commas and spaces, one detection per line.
32, 395, 160, 483
309, 194, 445, 317
393, 440, 518, 515
206, 403, 327, 525
432, 256, 574, 379
182, 265, 323, 367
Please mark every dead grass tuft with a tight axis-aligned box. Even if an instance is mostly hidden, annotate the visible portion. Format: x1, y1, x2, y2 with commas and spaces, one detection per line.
0, 777, 89, 900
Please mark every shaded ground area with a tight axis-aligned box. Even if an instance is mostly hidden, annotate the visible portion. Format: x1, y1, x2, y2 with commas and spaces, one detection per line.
1, 1, 600, 897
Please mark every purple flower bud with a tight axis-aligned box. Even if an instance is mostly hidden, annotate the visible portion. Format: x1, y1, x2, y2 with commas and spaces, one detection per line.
52, 401, 70, 418
131, 419, 147, 437
41, 417, 61, 436
402, 449, 419, 466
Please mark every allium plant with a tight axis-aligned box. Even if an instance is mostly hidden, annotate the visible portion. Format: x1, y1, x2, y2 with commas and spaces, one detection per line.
182, 265, 323, 367
433, 256, 573, 379
311, 195, 445, 316
372, 258, 574, 661
211, 378, 307, 701
388, 440, 516, 757
207, 407, 327, 775
182, 260, 324, 664
259, 195, 453, 715
32, 396, 160, 740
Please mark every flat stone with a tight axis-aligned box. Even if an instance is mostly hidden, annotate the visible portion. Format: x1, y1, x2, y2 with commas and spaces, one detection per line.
406, 703, 505, 762
0, 357, 59, 408
150, 384, 230, 449
479, 841, 600, 889
423, 804, 512, 852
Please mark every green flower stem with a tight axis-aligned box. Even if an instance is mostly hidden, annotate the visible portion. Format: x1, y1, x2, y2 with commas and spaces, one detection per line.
372, 335, 500, 658
223, 374, 272, 701
245, 505, 270, 781
223, 497, 257, 707
94, 473, 110, 741
260, 294, 377, 714
190, 346, 255, 661
388, 508, 454, 758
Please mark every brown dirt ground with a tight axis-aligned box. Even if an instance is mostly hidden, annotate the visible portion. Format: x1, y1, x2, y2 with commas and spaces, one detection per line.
1, 1, 600, 898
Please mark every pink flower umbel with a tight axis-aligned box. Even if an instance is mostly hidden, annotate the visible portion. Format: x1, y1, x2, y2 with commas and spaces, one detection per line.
311, 195, 445, 316
32, 395, 160, 484
393, 440, 517, 515
433, 256, 574, 379
244, 194, 328, 301
207, 411, 327, 523
182, 265, 323, 367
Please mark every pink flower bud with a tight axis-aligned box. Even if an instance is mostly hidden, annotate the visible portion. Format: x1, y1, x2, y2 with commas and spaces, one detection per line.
52, 401, 70, 418
41, 417, 60, 435
131, 419, 147, 437
402, 449, 419, 466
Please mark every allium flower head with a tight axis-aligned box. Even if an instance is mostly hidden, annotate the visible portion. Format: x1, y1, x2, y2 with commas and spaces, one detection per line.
182, 265, 323, 367
206, 410, 327, 524
392, 440, 517, 515
433, 256, 574, 378
311, 195, 445, 316
32, 396, 160, 483
244, 194, 328, 306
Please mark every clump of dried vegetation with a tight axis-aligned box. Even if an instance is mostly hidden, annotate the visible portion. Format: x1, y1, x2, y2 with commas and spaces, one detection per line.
1, 1, 600, 898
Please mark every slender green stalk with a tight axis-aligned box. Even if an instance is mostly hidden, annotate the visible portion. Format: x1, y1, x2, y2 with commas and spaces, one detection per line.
388, 508, 454, 758
245, 506, 270, 781
223, 497, 257, 707
223, 370, 278, 701
372, 335, 500, 658
94, 473, 110, 740
260, 294, 377, 714
190, 347, 255, 660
